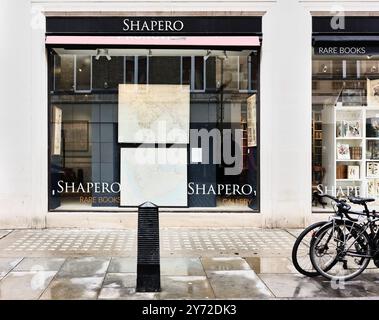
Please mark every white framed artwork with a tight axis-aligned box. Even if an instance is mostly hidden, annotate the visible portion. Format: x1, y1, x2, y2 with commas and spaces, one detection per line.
118, 84, 190, 144
120, 147, 188, 207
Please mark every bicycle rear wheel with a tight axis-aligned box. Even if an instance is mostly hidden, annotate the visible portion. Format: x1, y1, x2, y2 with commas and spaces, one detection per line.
310, 219, 371, 281
291, 221, 327, 277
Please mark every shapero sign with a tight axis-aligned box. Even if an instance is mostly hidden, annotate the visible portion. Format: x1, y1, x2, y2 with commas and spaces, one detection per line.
123, 18, 184, 32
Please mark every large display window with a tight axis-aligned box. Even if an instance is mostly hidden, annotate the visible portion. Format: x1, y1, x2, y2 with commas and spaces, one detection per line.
311, 16, 379, 211
48, 47, 260, 211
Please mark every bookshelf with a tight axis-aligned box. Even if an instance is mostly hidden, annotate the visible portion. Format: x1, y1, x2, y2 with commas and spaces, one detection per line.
324, 103, 379, 199
312, 111, 323, 166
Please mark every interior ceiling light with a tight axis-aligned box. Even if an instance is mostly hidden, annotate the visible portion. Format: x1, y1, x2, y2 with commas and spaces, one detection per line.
322, 64, 328, 73
95, 49, 111, 61
367, 55, 373, 60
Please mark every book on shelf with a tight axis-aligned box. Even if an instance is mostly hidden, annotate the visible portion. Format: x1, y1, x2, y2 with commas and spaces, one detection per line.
336, 164, 348, 179
349, 146, 362, 160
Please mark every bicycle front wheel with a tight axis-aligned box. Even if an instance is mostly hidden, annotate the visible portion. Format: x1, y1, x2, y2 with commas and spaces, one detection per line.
310, 219, 371, 281
291, 221, 327, 277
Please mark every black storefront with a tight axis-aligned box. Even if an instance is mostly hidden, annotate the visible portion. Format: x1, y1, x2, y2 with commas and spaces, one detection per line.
47, 16, 263, 212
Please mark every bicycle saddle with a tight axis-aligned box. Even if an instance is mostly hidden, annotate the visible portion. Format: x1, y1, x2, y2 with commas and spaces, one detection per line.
348, 196, 375, 205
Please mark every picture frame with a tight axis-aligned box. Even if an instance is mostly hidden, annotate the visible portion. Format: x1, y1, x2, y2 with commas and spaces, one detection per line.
368, 140, 379, 160
336, 120, 361, 138
367, 79, 379, 107
336, 143, 351, 160
347, 165, 360, 180
51, 106, 62, 156
367, 162, 379, 178
336, 121, 347, 138
62, 121, 89, 152
346, 121, 361, 137
368, 180, 376, 197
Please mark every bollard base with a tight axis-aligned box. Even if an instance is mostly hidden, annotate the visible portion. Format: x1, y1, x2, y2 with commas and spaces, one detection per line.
136, 264, 161, 292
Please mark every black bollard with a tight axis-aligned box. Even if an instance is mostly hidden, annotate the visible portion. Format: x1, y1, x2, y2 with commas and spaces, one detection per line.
136, 202, 161, 292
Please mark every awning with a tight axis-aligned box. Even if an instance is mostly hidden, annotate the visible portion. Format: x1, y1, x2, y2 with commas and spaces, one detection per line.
45, 35, 260, 47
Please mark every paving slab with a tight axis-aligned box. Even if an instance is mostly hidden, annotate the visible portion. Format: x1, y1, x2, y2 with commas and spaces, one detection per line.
98, 287, 159, 300
258, 273, 379, 298
0, 257, 23, 277
0, 230, 12, 240
206, 270, 273, 299
159, 275, 214, 299
201, 257, 251, 271
40, 275, 104, 300
161, 258, 205, 276
0, 271, 56, 300
285, 229, 304, 238
103, 273, 136, 288
108, 257, 136, 273
14, 258, 66, 272
56, 257, 110, 278
99, 275, 214, 300
245, 257, 295, 274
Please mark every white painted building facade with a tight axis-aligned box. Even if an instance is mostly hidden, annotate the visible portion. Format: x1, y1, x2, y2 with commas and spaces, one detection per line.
1, 0, 377, 229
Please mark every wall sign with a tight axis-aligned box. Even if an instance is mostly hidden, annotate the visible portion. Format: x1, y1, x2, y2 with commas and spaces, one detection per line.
122, 18, 184, 32
314, 45, 379, 56
46, 16, 262, 36
315, 46, 368, 55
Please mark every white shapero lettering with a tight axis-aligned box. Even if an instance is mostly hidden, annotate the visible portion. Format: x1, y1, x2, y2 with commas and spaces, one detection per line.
123, 18, 184, 32
188, 183, 254, 196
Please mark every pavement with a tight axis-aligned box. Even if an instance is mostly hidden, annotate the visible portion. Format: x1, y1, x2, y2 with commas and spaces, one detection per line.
0, 228, 378, 300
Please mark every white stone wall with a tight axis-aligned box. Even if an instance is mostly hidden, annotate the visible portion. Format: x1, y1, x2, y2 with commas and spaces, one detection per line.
1, 0, 378, 228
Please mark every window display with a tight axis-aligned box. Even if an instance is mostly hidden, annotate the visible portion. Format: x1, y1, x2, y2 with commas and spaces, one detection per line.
48, 48, 260, 211
312, 51, 379, 210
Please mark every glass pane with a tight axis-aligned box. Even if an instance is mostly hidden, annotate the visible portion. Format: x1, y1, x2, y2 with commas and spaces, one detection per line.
54, 55, 74, 91
92, 56, 124, 90
125, 56, 135, 83
182, 57, 191, 86
149, 57, 181, 84
137, 56, 148, 84
217, 56, 239, 90
75, 56, 91, 91
194, 56, 204, 90
239, 56, 249, 91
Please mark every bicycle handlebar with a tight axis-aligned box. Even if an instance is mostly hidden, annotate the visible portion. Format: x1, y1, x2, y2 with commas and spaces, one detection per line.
317, 193, 358, 221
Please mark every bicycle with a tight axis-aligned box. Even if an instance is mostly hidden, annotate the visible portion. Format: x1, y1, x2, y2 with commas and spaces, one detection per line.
292, 193, 358, 277
310, 196, 379, 281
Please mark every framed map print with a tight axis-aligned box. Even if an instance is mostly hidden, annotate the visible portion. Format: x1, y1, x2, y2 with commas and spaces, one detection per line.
120, 147, 188, 207
118, 84, 190, 144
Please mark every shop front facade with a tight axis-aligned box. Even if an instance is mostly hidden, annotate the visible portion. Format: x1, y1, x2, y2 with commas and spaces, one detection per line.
3, 0, 379, 229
